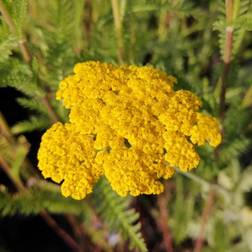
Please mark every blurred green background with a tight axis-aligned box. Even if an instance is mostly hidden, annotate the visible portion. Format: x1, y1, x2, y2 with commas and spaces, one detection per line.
0, 0, 252, 251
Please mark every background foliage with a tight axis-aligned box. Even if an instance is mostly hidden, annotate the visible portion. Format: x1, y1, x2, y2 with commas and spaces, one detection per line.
0, 0, 252, 251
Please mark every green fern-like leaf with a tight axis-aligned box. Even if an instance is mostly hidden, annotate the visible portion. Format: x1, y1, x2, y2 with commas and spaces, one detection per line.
42, 0, 83, 86
0, 188, 86, 216
238, 0, 251, 16
93, 178, 148, 252
218, 1, 226, 16
0, 60, 44, 97
232, 26, 246, 57
17, 97, 48, 115
2, 0, 28, 38
244, 13, 252, 30
47, 0, 83, 44
0, 27, 17, 62
12, 0, 28, 37
11, 116, 50, 134
220, 138, 250, 162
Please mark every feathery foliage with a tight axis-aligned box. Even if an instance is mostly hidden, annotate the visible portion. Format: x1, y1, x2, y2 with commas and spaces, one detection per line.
0, 187, 86, 216
93, 179, 147, 252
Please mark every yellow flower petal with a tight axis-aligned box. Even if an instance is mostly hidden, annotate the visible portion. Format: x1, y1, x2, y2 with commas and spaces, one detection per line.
38, 61, 222, 199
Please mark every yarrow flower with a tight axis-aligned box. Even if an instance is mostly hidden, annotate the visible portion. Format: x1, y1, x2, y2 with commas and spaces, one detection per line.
38, 61, 222, 200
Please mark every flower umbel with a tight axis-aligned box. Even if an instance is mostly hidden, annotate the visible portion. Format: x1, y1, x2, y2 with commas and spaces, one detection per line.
38, 61, 222, 200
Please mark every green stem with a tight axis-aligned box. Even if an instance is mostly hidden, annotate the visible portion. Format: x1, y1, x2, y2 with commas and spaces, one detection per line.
226, 0, 234, 25
111, 0, 124, 64
233, 0, 240, 20
219, 0, 234, 119
0, 154, 25, 191
175, 168, 230, 197
40, 95, 59, 123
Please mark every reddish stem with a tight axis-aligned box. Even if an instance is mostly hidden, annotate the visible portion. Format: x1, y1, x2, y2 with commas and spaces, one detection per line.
194, 190, 215, 252
157, 185, 174, 252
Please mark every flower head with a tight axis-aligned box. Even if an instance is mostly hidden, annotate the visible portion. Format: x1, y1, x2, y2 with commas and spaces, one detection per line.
38, 61, 222, 200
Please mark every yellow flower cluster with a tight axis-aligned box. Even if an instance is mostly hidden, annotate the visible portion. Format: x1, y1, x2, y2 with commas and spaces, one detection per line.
38, 61, 222, 200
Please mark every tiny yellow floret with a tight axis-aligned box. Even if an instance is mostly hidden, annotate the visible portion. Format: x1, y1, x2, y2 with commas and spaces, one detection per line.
37, 61, 222, 199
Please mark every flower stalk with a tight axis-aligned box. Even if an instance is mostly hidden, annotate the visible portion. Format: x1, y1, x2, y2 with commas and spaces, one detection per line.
194, 190, 215, 252
157, 184, 174, 252
111, 0, 125, 63
219, 0, 234, 119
